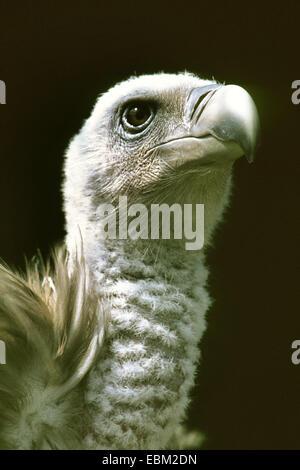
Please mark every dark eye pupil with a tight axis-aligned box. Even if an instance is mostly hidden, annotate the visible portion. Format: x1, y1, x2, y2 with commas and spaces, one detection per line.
126, 105, 151, 127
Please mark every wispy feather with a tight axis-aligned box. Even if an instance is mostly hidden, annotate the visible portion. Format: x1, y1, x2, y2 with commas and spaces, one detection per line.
0, 246, 108, 449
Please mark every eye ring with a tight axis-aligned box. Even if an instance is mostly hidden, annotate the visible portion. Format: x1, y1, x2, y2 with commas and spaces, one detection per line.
121, 102, 154, 133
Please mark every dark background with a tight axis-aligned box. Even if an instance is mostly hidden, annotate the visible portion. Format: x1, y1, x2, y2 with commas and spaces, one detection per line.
0, 0, 299, 449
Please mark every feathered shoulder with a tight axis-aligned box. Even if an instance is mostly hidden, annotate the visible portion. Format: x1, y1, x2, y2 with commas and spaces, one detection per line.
0, 246, 107, 449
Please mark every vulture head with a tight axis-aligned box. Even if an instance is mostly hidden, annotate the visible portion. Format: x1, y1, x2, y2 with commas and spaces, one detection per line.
64, 72, 259, 256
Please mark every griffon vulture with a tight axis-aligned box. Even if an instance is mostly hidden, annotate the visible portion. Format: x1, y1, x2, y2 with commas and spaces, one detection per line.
0, 72, 259, 449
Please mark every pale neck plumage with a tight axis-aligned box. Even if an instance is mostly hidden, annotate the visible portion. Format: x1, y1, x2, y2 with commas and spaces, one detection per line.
64, 170, 232, 449
80, 235, 210, 449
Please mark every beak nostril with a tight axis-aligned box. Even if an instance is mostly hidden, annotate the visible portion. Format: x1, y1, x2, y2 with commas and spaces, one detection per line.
187, 84, 222, 121
193, 89, 219, 125
190, 90, 214, 121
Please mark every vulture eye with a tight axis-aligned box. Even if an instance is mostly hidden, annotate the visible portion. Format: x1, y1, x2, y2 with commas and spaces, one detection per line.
122, 102, 154, 133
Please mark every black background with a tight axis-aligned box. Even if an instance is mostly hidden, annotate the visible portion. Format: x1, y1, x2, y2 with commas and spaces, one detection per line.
0, 0, 299, 449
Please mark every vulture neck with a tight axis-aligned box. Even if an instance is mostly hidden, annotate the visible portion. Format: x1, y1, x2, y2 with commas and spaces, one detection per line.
66, 170, 232, 449
80, 233, 209, 449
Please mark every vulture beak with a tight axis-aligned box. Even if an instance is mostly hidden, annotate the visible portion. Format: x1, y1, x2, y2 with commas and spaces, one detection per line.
158, 84, 260, 167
